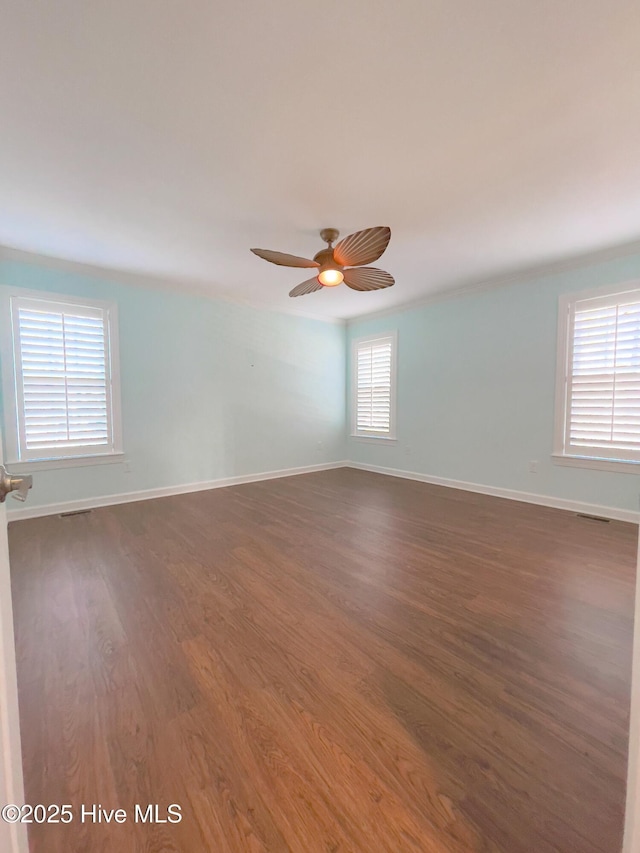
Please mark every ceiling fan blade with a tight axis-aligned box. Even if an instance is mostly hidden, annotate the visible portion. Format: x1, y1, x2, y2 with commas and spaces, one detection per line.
251, 248, 319, 268
343, 267, 395, 291
333, 226, 391, 267
289, 277, 324, 297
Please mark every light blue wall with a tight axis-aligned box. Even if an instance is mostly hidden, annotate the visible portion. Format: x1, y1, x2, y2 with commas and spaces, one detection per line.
0, 259, 347, 511
4, 250, 640, 516
347, 252, 640, 513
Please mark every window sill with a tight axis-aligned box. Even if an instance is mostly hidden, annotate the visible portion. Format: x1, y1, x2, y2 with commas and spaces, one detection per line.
551, 454, 640, 474
7, 452, 125, 473
350, 434, 397, 445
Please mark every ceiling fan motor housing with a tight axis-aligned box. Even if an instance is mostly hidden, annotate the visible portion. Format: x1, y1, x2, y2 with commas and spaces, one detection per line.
313, 247, 338, 266
313, 247, 344, 286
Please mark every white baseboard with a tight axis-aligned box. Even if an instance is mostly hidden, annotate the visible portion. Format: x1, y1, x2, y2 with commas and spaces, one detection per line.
9, 459, 638, 525
347, 461, 639, 524
7, 461, 349, 522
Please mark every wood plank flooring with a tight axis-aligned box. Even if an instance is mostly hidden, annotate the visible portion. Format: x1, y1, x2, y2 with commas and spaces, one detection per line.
8, 468, 637, 852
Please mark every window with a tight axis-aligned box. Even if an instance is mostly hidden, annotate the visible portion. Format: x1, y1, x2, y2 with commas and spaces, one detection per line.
1, 290, 122, 466
351, 332, 397, 439
554, 283, 640, 469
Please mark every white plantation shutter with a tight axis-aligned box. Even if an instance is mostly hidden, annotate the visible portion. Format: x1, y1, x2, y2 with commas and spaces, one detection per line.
560, 288, 640, 462
353, 334, 396, 437
10, 295, 120, 461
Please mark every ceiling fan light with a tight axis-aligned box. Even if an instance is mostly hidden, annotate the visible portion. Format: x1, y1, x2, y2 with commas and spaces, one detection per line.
318, 267, 344, 287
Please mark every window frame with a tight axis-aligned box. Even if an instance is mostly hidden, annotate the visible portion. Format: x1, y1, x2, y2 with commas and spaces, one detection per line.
0, 286, 123, 469
350, 331, 398, 441
553, 280, 640, 473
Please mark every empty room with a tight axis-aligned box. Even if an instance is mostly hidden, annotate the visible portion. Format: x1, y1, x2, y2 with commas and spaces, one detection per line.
1, 2, 640, 852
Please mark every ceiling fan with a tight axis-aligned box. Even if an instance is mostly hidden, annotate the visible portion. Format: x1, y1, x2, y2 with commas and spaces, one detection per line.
251, 226, 394, 297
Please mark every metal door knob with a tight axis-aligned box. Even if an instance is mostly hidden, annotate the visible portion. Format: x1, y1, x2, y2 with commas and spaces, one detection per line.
0, 465, 33, 503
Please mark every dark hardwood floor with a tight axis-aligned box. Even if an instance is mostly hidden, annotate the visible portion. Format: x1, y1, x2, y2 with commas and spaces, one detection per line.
8, 467, 637, 853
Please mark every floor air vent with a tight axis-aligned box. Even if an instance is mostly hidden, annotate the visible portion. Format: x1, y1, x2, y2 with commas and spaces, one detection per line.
576, 513, 610, 523
59, 509, 93, 518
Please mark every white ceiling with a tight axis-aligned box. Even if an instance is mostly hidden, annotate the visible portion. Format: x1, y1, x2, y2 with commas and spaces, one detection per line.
1, 1, 640, 320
